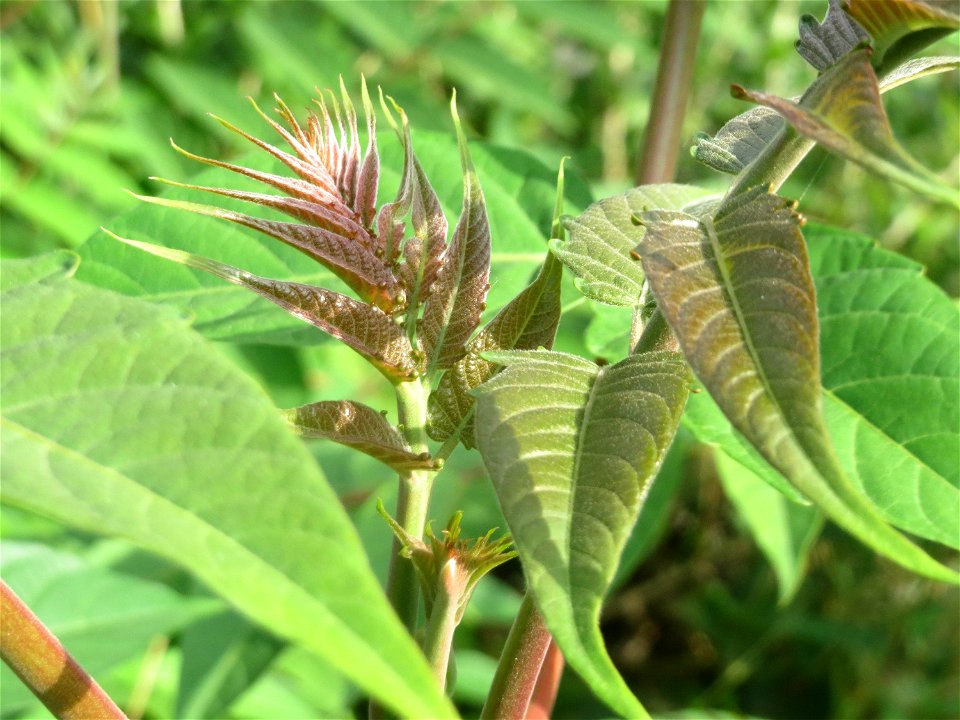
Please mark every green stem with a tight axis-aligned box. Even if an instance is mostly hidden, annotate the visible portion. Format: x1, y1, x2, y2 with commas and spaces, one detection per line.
480, 592, 554, 720
725, 125, 815, 198
1, 581, 127, 720
421, 561, 461, 691
385, 378, 435, 631
635, 0, 707, 185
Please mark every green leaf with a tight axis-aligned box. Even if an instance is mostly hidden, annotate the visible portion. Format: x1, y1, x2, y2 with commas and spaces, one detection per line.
795, 0, 870, 72
107, 234, 419, 381
177, 611, 283, 720
284, 400, 437, 471
732, 48, 959, 209
474, 349, 691, 718
714, 453, 824, 605
420, 97, 492, 372
0, 257, 455, 718
693, 54, 958, 176
0, 542, 219, 716
555, 184, 714, 306
636, 190, 957, 583
845, 0, 960, 73
427, 162, 566, 448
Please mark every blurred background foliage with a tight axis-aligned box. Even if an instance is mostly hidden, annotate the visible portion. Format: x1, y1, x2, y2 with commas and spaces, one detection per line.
1, 1, 957, 719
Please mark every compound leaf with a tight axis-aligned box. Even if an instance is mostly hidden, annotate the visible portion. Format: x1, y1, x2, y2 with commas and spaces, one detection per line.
474, 350, 690, 718
636, 188, 957, 583
108, 234, 419, 381
284, 400, 436, 472
554, 184, 713, 306
732, 48, 959, 209
0, 255, 454, 718
420, 97, 491, 372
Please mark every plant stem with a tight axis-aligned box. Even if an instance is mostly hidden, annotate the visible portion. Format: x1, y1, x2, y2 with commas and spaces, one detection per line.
421, 561, 462, 692
480, 592, 554, 720
527, 640, 564, 720
385, 377, 434, 631
635, 0, 707, 185
0, 581, 127, 720
724, 125, 815, 198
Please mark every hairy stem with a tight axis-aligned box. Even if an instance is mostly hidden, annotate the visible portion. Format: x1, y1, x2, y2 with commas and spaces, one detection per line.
635, 0, 707, 185
421, 561, 461, 692
385, 377, 434, 630
724, 125, 815, 198
527, 640, 564, 720
480, 592, 553, 720
1, 581, 127, 720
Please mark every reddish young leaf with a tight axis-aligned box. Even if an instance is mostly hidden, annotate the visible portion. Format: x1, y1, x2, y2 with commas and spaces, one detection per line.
284, 400, 436, 472
419, 96, 491, 373
106, 233, 420, 381
845, 0, 960, 72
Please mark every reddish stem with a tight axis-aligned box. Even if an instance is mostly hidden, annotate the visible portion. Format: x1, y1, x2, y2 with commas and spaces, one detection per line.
0, 580, 126, 720
527, 640, 564, 720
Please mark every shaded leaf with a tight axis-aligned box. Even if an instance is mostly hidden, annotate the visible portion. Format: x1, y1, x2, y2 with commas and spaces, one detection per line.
420, 97, 492, 372
693, 53, 958, 176
0, 256, 455, 718
732, 48, 959, 208
795, 0, 870, 71
107, 234, 419, 381
845, 0, 960, 73
474, 349, 690, 718
715, 453, 824, 605
427, 162, 567, 448
635, 188, 957, 583
555, 184, 713, 306
284, 400, 436, 471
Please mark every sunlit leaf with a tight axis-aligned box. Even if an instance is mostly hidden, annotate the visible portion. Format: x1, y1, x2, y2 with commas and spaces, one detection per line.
474, 349, 690, 718
795, 0, 870, 71
0, 255, 455, 718
732, 48, 959, 208
427, 162, 566, 448
554, 184, 713, 306
845, 0, 960, 73
284, 400, 436, 471
878, 54, 960, 89
107, 233, 419, 381
635, 188, 957, 583
420, 97, 492, 372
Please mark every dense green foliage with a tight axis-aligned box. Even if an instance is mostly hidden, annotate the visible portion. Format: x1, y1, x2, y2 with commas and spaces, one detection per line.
1, 1, 957, 719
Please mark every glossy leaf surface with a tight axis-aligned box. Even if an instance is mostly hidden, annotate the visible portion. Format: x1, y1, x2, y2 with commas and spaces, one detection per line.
285, 399, 436, 471
474, 350, 690, 717
420, 99, 492, 372
0, 255, 455, 718
636, 190, 957, 583
108, 235, 419, 381
845, 0, 960, 72
732, 48, 959, 208
554, 184, 713, 306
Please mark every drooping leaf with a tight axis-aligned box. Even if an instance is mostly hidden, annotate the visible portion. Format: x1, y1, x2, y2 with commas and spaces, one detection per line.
106, 234, 419, 381
420, 96, 492, 372
284, 400, 436, 471
714, 453, 824, 605
474, 349, 691, 718
554, 184, 713, 306
845, 0, 960, 73
635, 189, 957, 583
692, 53, 958, 176
427, 161, 567, 448
732, 48, 959, 208
0, 256, 454, 718
795, 0, 870, 71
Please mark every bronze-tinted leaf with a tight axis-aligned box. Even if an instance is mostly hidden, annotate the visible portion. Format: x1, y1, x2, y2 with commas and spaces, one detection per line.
634, 186, 957, 583
419, 97, 491, 372
845, 0, 960, 73
130, 193, 402, 311
285, 400, 436, 471
107, 233, 419, 381
732, 48, 959, 208
795, 0, 870, 71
